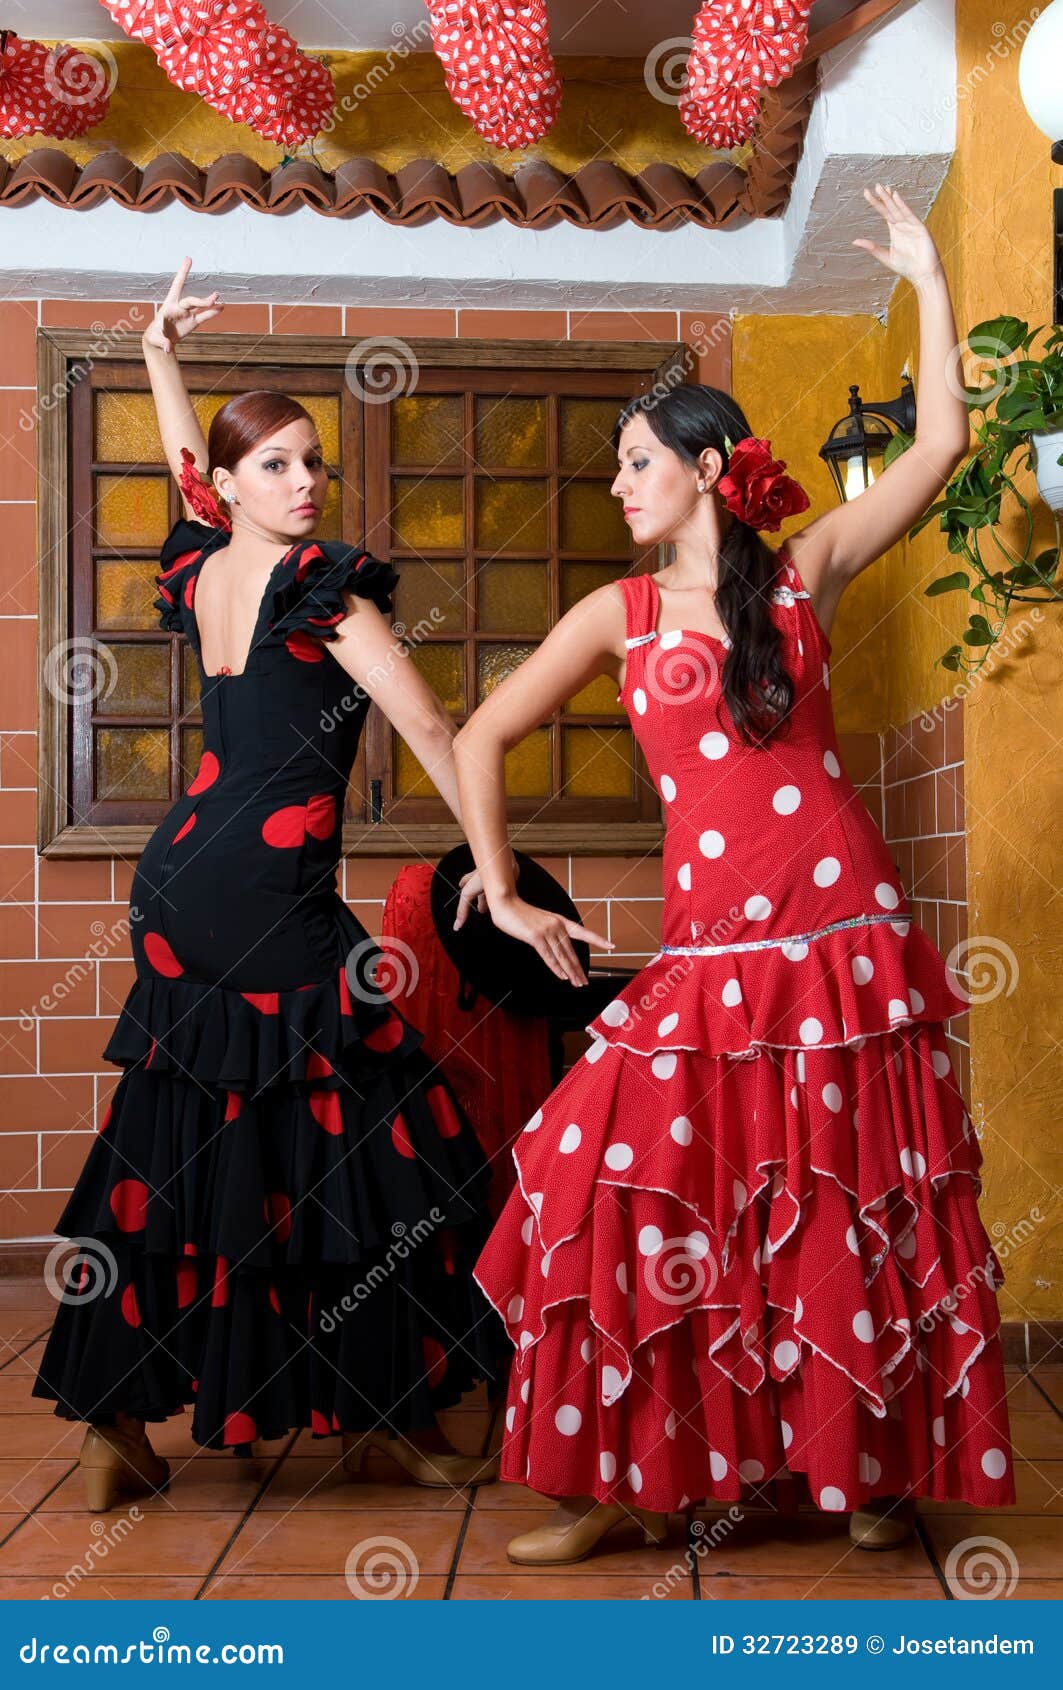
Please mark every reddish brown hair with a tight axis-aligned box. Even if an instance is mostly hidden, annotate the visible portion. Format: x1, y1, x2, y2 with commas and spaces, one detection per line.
206, 390, 317, 476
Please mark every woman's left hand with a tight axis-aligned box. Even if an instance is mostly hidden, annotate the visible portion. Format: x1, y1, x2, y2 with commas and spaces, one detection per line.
453, 868, 488, 929
853, 183, 942, 285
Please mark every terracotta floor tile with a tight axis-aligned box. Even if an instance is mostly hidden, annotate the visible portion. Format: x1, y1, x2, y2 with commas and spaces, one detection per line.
695, 1576, 945, 1601
1008, 1414, 1063, 1461
921, 1512, 1062, 1580
1002, 1373, 1059, 1413
918, 1460, 1063, 1514
0, 1375, 56, 1413
473, 1479, 555, 1511
0, 1318, 51, 1351
0, 1575, 203, 1599
0, 1509, 241, 1577
0, 1459, 74, 1515
0, 1414, 83, 1460
258, 1456, 467, 1512
451, 1572, 692, 1599
213, 1507, 462, 1579
458, 1507, 685, 1577
686, 1510, 934, 1578
39, 1458, 279, 1514
1031, 1368, 1063, 1412
0, 1340, 46, 1379
0, 1283, 56, 1313
203, 1573, 450, 1599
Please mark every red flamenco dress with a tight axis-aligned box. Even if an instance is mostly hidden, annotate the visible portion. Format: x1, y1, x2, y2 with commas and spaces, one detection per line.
474, 550, 1016, 1516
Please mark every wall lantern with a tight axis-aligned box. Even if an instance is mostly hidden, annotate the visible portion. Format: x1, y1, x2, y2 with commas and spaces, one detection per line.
818, 375, 916, 503
1017, 0, 1063, 324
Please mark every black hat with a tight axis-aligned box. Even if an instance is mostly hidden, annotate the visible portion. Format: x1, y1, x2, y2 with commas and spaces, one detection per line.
430, 844, 597, 1017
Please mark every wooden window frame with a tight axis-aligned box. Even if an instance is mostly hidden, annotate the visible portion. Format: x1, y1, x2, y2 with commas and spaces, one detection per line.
37, 328, 684, 859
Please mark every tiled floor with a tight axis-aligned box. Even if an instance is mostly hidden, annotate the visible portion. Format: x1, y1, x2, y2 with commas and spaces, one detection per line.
1, 1280, 1061, 1601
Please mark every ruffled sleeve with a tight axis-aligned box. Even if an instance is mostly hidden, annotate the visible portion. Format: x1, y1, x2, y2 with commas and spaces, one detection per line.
153, 517, 223, 634
269, 539, 399, 643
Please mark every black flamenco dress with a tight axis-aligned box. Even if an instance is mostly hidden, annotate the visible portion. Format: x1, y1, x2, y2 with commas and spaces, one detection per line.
32, 517, 509, 1452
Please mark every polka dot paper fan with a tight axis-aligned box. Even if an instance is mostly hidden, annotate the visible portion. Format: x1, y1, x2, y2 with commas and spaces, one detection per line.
97, 0, 335, 147
0, 30, 112, 138
680, 0, 814, 150
426, 1, 562, 150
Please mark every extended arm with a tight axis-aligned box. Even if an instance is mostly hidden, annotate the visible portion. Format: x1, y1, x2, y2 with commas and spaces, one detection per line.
141, 258, 223, 516
784, 186, 970, 599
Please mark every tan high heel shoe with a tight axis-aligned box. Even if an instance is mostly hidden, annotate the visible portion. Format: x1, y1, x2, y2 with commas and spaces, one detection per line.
848, 1494, 917, 1549
506, 1500, 671, 1565
78, 1422, 171, 1513
340, 1428, 500, 1488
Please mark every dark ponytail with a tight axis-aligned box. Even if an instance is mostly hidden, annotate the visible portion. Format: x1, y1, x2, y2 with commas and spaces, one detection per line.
613, 384, 794, 748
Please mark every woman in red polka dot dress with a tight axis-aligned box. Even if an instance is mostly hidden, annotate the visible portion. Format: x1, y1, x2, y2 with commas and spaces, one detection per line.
457, 188, 1017, 1563
32, 261, 508, 1510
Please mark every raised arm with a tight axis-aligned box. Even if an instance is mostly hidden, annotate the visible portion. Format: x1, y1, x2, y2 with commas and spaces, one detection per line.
141, 258, 224, 516
450, 582, 623, 984
784, 185, 970, 598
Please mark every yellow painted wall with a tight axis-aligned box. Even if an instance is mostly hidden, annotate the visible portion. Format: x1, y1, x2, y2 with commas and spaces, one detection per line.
734, 0, 1062, 1320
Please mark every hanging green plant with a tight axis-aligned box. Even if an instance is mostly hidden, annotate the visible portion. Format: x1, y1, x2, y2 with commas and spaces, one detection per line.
905, 315, 1063, 672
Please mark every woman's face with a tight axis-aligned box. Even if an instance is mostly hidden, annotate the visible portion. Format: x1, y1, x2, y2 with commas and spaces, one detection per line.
219, 416, 329, 539
611, 412, 715, 548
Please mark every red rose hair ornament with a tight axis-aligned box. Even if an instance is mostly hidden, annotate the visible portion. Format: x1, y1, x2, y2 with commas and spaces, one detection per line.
716, 435, 810, 532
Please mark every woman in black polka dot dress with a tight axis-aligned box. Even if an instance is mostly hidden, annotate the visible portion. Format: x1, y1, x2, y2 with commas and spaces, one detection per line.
32, 261, 508, 1510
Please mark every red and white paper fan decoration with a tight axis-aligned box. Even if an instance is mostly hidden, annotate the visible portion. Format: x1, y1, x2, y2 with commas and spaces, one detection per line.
0, 30, 112, 138
426, 1, 562, 150
680, 0, 813, 150
98, 2, 334, 148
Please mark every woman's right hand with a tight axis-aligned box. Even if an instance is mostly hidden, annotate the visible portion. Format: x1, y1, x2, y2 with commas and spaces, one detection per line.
488, 894, 613, 988
142, 257, 223, 355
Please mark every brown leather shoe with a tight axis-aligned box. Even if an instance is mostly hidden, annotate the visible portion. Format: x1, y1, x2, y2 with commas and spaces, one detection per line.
341, 1428, 500, 1488
507, 1500, 671, 1565
849, 1494, 917, 1549
78, 1423, 170, 1513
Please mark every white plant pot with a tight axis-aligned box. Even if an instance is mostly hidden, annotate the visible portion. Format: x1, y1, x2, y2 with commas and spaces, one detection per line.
1031, 425, 1063, 511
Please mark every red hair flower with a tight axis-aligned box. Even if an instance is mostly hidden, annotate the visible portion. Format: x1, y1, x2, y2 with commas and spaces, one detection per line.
716, 436, 809, 532
178, 447, 232, 533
